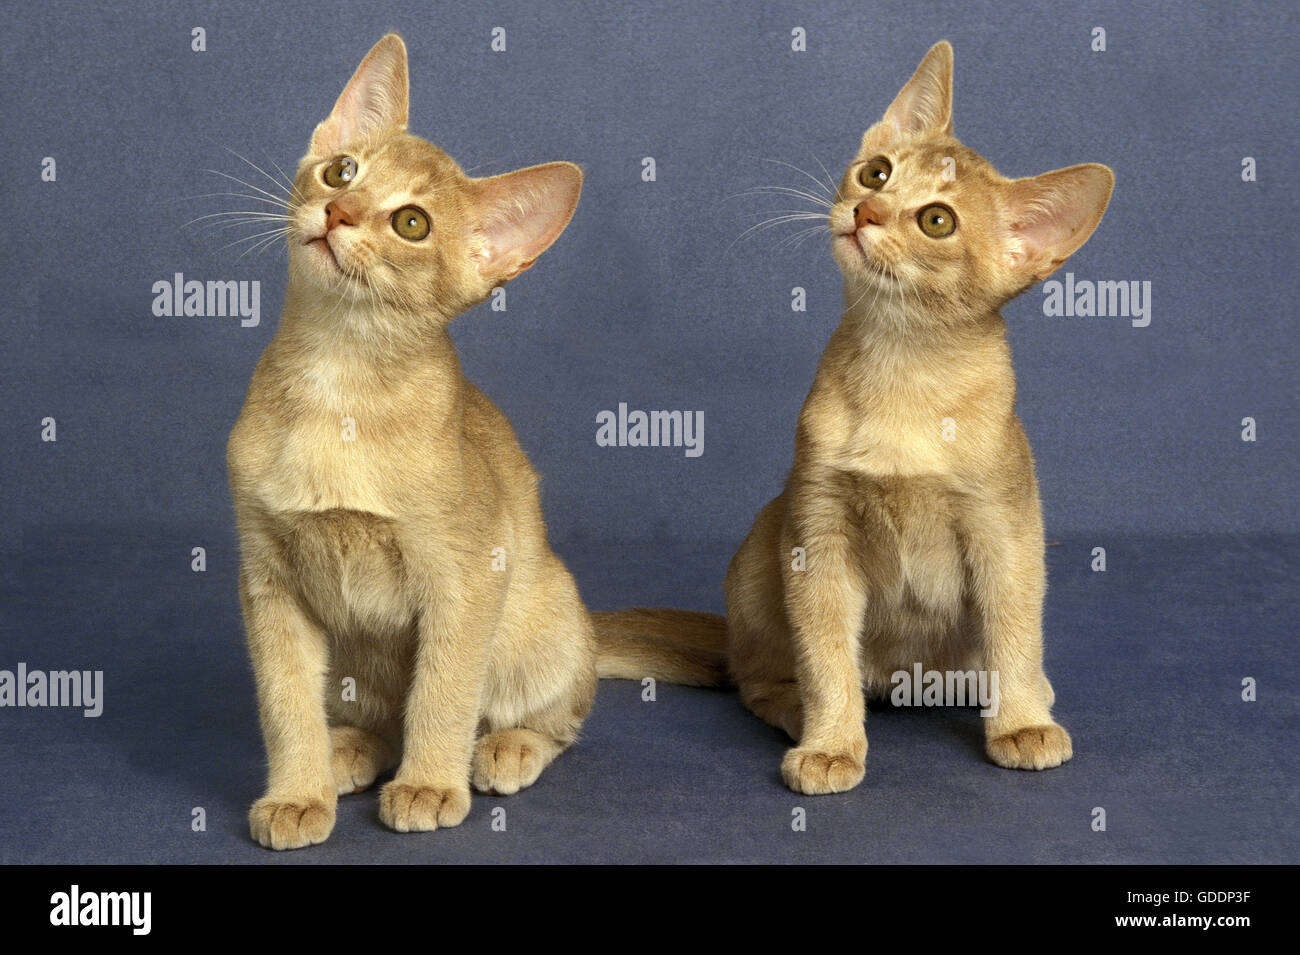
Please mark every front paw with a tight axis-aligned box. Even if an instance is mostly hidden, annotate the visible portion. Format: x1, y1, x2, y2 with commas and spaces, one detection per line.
987, 723, 1073, 770
248, 795, 336, 850
378, 781, 471, 832
781, 742, 866, 795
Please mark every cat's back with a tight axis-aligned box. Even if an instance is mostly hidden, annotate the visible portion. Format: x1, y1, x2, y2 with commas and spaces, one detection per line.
458, 377, 543, 507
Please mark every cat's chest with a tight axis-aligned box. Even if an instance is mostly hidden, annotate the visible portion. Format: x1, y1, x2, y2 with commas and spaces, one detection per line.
260, 419, 398, 516
807, 358, 1006, 479
229, 371, 407, 519
810, 387, 959, 478
807, 327, 1012, 479
845, 403, 954, 476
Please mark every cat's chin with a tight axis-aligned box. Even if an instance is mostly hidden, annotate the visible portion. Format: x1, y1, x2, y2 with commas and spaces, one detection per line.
833, 232, 877, 280
304, 236, 351, 279
833, 230, 864, 257
295, 240, 366, 296
306, 236, 339, 267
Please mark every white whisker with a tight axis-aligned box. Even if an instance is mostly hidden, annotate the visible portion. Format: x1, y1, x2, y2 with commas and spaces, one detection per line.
185, 210, 290, 228
203, 169, 291, 208
216, 226, 289, 254
804, 147, 841, 203
169, 191, 291, 209
760, 157, 835, 198
733, 185, 833, 209
222, 146, 294, 198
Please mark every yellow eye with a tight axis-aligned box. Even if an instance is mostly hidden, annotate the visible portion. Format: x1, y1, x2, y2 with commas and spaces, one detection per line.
323, 156, 357, 187
391, 205, 430, 241
859, 156, 892, 190
916, 203, 956, 238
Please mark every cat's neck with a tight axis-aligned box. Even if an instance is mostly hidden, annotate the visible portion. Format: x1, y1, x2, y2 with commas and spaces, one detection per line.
830, 285, 1012, 399
840, 286, 1005, 359
278, 280, 457, 372
267, 281, 465, 420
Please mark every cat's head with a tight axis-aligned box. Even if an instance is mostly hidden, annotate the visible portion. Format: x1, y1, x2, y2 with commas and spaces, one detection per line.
288, 34, 582, 319
830, 41, 1114, 320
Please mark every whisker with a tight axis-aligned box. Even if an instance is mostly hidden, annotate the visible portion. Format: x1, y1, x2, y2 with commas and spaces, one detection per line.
185, 210, 290, 227
727, 214, 830, 253
222, 146, 294, 198
215, 226, 289, 254
203, 169, 291, 208
803, 146, 841, 203
263, 152, 307, 205
739, 209, 830, 220
167, 191, 291, 209
781, 224, 831, 253
773, 227, 825, 254
846, 255, 888, 315
236, 230, 288, 260
199, 218, 293, 236
732, 185, 833, 209
760, 157, 835, 198
266, 155, 296, 189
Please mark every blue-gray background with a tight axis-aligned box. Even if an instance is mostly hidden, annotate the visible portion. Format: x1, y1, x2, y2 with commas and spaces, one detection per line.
1, 0, 1296, 864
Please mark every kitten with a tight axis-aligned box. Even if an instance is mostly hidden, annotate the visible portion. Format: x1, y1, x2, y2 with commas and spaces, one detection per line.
721, 41, 1113, 794
227, 34, 599, 849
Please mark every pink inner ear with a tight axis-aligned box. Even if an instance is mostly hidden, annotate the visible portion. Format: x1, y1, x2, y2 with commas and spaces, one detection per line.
882, 41, 954, 138
885, 75, 949, 138
311, 35, 409, 155
1005, 165, 1114, 276
474, 164, 582, 281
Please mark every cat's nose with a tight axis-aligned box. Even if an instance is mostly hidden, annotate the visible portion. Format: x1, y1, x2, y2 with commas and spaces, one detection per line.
324, 200, 358, 233
854, 201, 884, 229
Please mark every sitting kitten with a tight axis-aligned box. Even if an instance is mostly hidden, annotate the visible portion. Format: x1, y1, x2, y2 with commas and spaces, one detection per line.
723, 42, 1113, 794
227, 34, 596, 849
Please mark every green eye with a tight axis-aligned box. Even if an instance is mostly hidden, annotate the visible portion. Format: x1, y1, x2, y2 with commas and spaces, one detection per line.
323, 156, 357, 187
917, 203, 956, 238
391, 205, 430, 241
859, 156, 892, 190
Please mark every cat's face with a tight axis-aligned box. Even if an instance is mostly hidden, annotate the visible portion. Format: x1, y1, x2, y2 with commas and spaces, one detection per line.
287, 34, 582, 321
829, 42, 1113, 320
290, 135, 473, 310
831, 136, 1012, 316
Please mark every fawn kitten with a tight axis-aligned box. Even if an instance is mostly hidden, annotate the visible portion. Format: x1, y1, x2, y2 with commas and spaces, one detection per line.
227, 34, 596, 849
723, 42, 1114, 794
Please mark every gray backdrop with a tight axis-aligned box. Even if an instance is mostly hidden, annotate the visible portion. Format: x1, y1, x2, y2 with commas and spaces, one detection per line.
5, 0, 1296, 551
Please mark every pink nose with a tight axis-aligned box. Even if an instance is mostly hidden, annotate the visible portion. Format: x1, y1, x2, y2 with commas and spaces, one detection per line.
854, 201, 884, 229
324, 201, 357, 233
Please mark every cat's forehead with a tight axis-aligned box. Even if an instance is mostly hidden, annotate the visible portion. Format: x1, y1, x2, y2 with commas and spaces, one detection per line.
363, 134, 465, 193
860, 137, 989, 178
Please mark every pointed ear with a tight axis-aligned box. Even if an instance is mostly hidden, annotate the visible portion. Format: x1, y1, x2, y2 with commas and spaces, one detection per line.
470, 162, 583, 284
1004, 163, 1115, 282
310, 34, 409, 155
862, 41, 953, 150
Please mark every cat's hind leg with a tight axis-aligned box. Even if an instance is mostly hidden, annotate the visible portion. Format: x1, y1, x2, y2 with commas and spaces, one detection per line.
330, 725, 397, 795
472, 728, 565, 796
473, 559, 596, 796
472, 673, 593, 796
725, 495, 806, 742
738, 679, 804, 741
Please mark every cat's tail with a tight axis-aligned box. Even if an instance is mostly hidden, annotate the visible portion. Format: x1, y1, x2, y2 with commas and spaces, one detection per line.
592, 608, 731, 688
